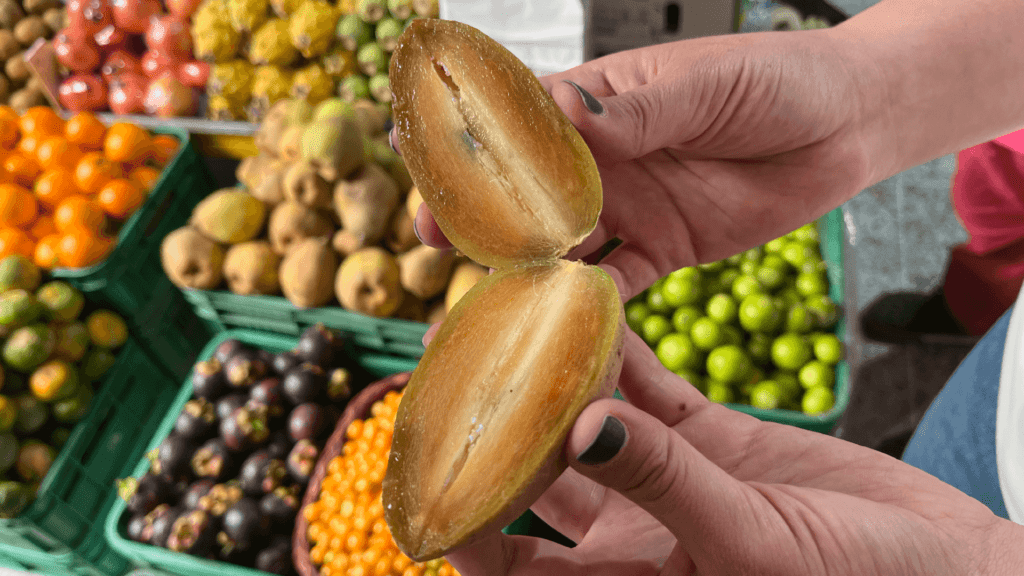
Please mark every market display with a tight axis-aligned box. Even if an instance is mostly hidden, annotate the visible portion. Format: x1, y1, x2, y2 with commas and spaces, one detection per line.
381, 20, 623, 562
0, 0, 62, 112
0, 254, 128, 518
118, 324, 361, 574
629, 223, 844, 416
159, 95, 488, 322
303, 388, 459, 576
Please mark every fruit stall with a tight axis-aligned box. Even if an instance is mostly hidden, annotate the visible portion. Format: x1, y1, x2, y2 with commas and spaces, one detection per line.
0, 1, 859, 576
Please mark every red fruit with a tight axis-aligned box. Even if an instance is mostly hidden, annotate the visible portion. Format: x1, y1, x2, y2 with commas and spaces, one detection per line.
176, 61, 209, 88
110, 0, 161, 34
67, 0, 113, 36
144, 73, 198, 118
54, 28, 102, 73
145, 15, 192, 56
108, 73, 148, 115
141, 49, 174, 78
165, 0, 203, 19
93, 24, 129, 53
59, 74, 109, 112
101, 50, 144, 80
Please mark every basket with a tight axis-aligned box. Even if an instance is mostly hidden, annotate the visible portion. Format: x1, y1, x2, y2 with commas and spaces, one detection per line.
50, 126, 217, 380
103, 329, 420, 576
0, 336, 182, 576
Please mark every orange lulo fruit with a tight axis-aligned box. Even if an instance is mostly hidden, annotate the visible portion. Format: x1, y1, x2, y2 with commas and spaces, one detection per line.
65, 113, 106, 151
304, 391, 460, 576
28, 215, 57, 240
148, 134, 179, 165
74, 152, 122, 195
3, 154, 41, 187
19, 107, 64, 138
36, 137, 83, 169
103, 122, 150, 165
0, 183, 37, 228
96, 179, 144, 219
54, 196, 106, 234
34, 169, 79, 209
0, 227, 34, 259
128, 166, 160, 192
57, 226, 113, 268
0, 106, 18, 123
33, 233, 61, 269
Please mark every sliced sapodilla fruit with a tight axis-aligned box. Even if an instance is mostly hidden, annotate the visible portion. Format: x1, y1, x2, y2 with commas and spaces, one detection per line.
382, 19, 624, 562
383, 261, 624, 561
389, 18, 603, 270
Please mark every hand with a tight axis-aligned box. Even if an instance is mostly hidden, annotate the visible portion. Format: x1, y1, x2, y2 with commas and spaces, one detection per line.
395, 29, 888, 300
443, 330, 1023, 576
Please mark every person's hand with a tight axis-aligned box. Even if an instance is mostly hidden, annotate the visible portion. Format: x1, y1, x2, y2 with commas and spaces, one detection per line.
442, 330, 1024, 576
394, 29, 891, 300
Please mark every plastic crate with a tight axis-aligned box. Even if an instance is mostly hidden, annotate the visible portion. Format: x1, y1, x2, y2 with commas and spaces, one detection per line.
182, 291, 430, 360
51, 127, 217, 380
0, 335, 182, 576
104, 329, 421, 576
723, 208, 850, 433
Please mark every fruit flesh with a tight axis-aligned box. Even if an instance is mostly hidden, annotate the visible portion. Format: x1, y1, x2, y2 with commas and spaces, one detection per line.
384, 260, 624, 560
390, 19, 602, 269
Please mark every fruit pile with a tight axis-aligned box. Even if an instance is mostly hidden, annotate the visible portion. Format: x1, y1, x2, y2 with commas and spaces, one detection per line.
196, 0, 439, 122
120, 326, 365, 574
304, 389, 460, 576
0, 0, 64, 112
628, 223, 845, 416
0, 108, 176, 269
160, 96, 488, 323
54, 0, 212, 115
0, 255, 128, 518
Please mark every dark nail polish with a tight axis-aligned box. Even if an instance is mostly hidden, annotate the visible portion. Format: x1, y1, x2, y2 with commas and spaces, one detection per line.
576, 415, 626, 465
563, 80, 607, 117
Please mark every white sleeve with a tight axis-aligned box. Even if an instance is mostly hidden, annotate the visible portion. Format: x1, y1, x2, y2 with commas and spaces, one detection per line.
996, 285, 1024, 524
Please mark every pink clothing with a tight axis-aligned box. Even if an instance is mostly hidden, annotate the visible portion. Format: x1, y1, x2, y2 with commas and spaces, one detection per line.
995, 129, 1024, 154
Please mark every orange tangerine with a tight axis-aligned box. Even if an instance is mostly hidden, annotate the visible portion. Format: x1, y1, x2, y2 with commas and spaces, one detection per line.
0, 118, 18, 149
28, 215, 57, 240
103, 123, 151, 165
53, 195, 105, 234
0, 106, 18, 123
17, 133, 41, 157
96, 179, 144, 219
128, 166, 160, 192
34, 168, 79, 209
0, 183, 37, 227
33, 233, 61, 269
74, 152, 122, 195
148, 134, 179, 166
0, 227, 34, 259
65, 113, 106, 151
3, 154, 41, 188
36, 137, 83, 170
57, 226, 113, 268
19, 107, 64, 137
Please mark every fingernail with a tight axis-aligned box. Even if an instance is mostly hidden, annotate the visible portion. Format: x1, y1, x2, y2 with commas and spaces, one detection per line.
389, 129, 399, 154
576, 415, 626, 465
412, 212, 426, 245
563, 80, 607, 117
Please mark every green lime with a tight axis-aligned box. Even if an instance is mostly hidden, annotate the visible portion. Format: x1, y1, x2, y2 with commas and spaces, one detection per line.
755, 264, 787, 291
690, 318, 725, 351
721, 325, 744, 347
738, 368, 764, 397
800, 258, 828, 274
747, 333, 773, 365
795, 271, 829, 297
798, 360, 835, 389
647, 289, 673, 315
813, 334, 844, 365
673, 369, 705, 393
656, 333, 702, 372
785, 303, 815, 333
726, 254, 743, 266
662, 274, 703, 307
739, 260, 759, 276
749, 381, 784, 410
651, 277, 666, 293
669, 267, 702, 282
781, 241, 816, 269
706, 381, 735, 404
764, 237, 787, 253
699, 261, 725, 273
706, 345, 753, 384
731, 275, 765, 301
762, 253, 788, 270
772, 371, 802, 400
805, 295, 839, 329
671, 306, 704, 334
706, 294, 738, 325
641, 315, 673, 347
802, 386, 835, 415
777, 287, 803, 307
742, 247, 764, 263
738, 294, 781, 333
790, 224, 820, 244
717, 269, 741, 294
625, 301, 651, 334
771, 334, 812, 371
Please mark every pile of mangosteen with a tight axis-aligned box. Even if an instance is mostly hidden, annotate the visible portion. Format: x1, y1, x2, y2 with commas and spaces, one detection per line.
118, 324, 367, 574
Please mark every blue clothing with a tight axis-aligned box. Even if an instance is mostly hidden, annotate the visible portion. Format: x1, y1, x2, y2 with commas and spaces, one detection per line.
901, 307, 1010, 519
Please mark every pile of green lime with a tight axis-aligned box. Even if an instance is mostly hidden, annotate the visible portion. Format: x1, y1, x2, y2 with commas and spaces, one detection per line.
626, 224, 843, 416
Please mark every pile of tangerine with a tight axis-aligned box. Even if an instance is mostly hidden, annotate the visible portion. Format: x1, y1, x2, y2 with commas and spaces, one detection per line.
0, 107, 179, 269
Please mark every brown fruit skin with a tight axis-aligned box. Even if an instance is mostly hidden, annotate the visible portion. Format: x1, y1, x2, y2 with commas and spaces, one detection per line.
237, 157, 288, 205
397, 244, 454, 300
4, 52, 28, 83
160, 227, 226, 290
389, 18, 602, 270
223, 241, 281, 296
13, 16, 46, 46
282, 160, 332, 211
8, 87, 42, 113
0, 30, 19, 61
279, 238, 337, 308
267, 201, 335, 256
335, 247, 404, 317
332, 163, 400, 255
445, 262, 488, 312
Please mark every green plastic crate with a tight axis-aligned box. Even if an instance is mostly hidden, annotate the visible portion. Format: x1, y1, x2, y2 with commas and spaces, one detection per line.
51, 126, 217, 380
0, 335, 182, 576
182, 290, 430, 359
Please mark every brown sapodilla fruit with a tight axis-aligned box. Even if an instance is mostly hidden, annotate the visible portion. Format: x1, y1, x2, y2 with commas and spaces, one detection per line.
382, 18, 625, 562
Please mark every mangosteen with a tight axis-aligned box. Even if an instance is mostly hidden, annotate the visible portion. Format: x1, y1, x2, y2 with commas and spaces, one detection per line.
249, 378, 285, 417
166, 509, 219, 556
220, 498, 270, 552
174, 399, 218, 441
224, 350, 269, 389
326, 368, 352, 402
287, 439, 319, 485
282, 364, 327, 405
215, 393, 247, 422
255, 535, 292, 574
259, 485, 300, 526
182, 478, 217, 510
149, 506, 184, 548
238, 451, 287, 497
288, 403, 327, 442
214, 339, 246, 365
271, 351, 301, 376
191, 438, 236, 481
220, 405, 270, 452
119, 473, 173, 516
126, 514, 149, 543
295, 324, 342, 367
265, 431, 292, 461
196, 482, 244, 517
148, 435, 194, 480
191, 359, 226, 400
219, 544, 259, 566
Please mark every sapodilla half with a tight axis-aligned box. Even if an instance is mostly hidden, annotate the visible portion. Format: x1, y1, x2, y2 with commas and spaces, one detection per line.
382, 19, 625, 562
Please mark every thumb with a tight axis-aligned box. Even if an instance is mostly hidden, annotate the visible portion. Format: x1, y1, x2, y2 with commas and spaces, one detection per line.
566, 399, 766, 567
